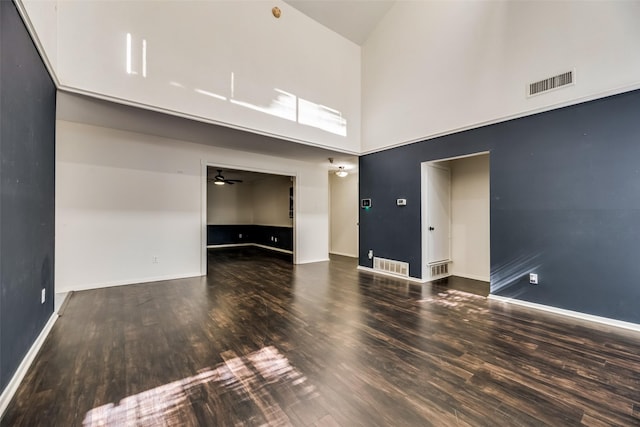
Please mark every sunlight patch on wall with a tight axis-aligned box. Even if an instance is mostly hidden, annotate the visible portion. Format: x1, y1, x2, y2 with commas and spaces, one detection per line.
491, 253, 542, 294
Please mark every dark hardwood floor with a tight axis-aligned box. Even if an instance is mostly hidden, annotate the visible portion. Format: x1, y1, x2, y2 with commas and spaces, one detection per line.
3, 247, 640, 426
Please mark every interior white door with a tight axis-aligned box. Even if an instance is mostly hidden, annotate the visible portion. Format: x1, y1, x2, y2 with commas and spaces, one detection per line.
427, 164, 451, 264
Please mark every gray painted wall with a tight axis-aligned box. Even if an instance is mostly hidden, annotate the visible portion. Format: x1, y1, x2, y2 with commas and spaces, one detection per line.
0, 0, 56, 392
360, 88, 640, 324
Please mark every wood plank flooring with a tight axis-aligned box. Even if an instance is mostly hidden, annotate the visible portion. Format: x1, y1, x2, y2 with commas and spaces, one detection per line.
2, 247, 640, 426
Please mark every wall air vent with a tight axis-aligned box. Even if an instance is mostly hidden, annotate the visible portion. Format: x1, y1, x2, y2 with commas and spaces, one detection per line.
373, 257, 409, 277
528, 70, 574, 97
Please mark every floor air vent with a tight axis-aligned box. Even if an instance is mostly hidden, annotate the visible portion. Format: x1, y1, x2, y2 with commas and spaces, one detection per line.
429, 262, 449, 278
373, 257, 409, 277
528, 70, 574, 97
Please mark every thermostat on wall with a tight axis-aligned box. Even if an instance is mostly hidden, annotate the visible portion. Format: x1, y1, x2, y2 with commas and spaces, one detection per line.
397, 199, 407, 206
361, 198, 372, 209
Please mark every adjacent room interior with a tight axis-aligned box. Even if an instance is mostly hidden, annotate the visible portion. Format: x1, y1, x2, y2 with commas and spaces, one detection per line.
421, 153, 490, 294
206, 166, 295, 260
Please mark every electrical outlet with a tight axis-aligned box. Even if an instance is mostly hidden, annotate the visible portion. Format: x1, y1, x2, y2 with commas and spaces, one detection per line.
239, 233, 242, 238
529, 273, 538, 285
41, 288, 46, 304
271, 236, 274, 241
152, 256, 159, 264
274, 237, 278, 243
368, 250, 374, 260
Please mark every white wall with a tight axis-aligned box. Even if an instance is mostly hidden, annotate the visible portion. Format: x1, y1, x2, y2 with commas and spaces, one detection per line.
56, 120, 329, 293
362, 1, 640, 152
252, 176, 293, 227
329, 172, 358, 257
450, 155, 490, 281
207, 181, 253, 225
49, 0, 360, 153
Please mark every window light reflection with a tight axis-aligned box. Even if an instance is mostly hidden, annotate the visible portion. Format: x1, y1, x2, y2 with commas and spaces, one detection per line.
82, 346, 314, 426
142, 39, 147, 78
126, 33, 132, 74
125, 42, 348, 136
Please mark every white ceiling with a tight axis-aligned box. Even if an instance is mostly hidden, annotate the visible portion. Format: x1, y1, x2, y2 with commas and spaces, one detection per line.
283, 0, 395, 45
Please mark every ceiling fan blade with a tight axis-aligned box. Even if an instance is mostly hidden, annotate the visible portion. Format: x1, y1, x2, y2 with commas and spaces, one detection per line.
225, 179, 243, 183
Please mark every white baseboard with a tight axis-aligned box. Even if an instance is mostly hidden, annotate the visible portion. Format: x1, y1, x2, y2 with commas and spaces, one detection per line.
297, 258, 330, 264
57, 272, 203, 293
452, 272, 490, 282
0, 312, 59, 418
357, 266, 426, 283
488, 295, 640, 333
329, 251, 358, 258
252, 244, 293, 255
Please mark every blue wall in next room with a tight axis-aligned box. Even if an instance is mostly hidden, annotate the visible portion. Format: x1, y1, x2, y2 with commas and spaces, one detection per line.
207, 225, 293, 252
360, 88, 640, 324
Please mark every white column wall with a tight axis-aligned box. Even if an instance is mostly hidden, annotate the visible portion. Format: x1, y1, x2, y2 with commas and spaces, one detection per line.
56, 120, 329, 293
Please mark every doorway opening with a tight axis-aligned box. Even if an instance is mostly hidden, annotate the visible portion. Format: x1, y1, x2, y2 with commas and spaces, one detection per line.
201, 165, 296, 274
421, 152, 490, 291
329, 170, 359, 258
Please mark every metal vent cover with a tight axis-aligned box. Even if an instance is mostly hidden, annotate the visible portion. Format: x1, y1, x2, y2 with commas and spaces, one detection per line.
430, 262, 449, 278
528, 70, 574, 97
373, 257, 409, 277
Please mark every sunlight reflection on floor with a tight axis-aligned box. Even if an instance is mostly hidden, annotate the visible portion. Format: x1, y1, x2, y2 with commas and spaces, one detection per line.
83, 346, 313, 426
418, 289, 489, 315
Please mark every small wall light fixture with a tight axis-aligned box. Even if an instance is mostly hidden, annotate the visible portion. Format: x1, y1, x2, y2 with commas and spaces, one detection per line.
336, 166, 348, 178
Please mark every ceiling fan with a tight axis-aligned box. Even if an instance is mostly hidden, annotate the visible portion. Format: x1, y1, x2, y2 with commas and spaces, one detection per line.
209, 169, 243, 185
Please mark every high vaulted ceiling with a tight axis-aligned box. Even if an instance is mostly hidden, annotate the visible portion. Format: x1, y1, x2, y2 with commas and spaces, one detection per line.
283, 0, 395, 45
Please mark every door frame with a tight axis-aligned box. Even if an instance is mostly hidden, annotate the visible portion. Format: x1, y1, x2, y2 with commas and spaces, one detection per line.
421, 151, 490, 281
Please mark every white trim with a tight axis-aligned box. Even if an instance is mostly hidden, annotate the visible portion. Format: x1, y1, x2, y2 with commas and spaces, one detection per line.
488, 295, 640, 333
201, 160, 208, 276
451, 272, 490, 282
13, 0, 61, 87
59, 272, 203, 293
357, 266, 426, 283
0, 312, 58, 418
329, 251, 358, 258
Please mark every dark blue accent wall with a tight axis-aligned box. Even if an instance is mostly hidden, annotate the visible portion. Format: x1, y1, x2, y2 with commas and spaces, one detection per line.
360, 88, 640, 324
0, 0, 56, 393
207, 225, 293, 252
